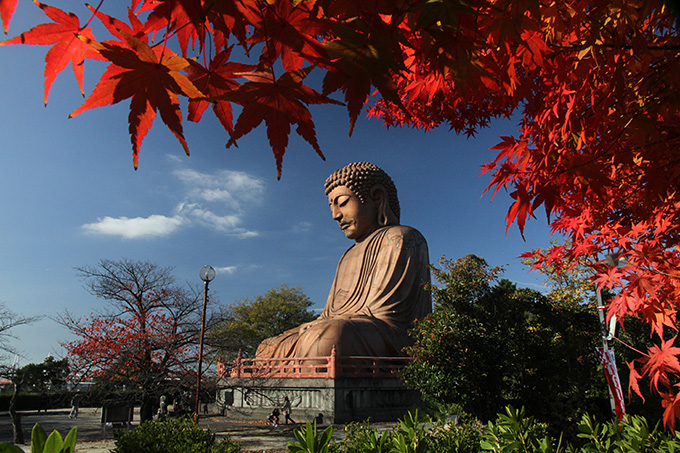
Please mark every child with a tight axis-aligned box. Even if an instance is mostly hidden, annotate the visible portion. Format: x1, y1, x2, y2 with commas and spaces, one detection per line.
267, 407, 280, 427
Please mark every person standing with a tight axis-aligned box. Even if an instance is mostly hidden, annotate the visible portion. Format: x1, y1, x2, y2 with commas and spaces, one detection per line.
282, 396, 295, 424
68, 392, 81, 419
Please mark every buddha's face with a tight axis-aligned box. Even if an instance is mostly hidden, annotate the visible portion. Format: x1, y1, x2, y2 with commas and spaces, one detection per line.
327, 185, 378, 242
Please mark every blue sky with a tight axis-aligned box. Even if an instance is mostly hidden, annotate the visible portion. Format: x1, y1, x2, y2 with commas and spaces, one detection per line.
1, 1, 554, 366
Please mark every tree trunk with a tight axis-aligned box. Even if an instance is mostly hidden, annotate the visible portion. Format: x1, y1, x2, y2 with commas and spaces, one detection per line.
9, 382, 24, 444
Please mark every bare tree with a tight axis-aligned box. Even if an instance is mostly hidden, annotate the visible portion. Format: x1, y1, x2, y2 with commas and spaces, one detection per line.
0, 302, 40, 444
58, 259, 205, 421
0, 302, 39, 360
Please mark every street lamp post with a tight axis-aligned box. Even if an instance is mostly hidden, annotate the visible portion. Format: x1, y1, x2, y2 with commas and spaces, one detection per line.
195, 265, 215, 420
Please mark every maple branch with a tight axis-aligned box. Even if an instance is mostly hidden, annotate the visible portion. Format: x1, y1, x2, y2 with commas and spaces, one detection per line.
611, 335, 649, 357
257, 0, 277, 81
625, 261, 680, 280
82, 0, 105, 30
550, 43, 680, 51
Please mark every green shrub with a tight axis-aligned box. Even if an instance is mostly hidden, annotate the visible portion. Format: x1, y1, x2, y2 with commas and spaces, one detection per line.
332, 409, 484, 453
0, 423, 77, 453
481, 406, 563, 453
288, 421, 334, 453
112, 416, 240, 453
575, 412, 680, 453
325, 407, 680, 453
479, 406, 680, 453
389, 409, 429, 453
424, 414, 484, 453
333, 409, 482, 453
333, 421, 389, 453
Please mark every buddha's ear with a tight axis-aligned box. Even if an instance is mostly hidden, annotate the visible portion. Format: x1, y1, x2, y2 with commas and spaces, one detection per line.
370, 185, 398, 226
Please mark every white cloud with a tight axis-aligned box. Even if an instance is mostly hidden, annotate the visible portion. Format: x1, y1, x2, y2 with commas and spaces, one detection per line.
82, 215, 184, 239
215, 266, 237, 275
174, 168, 264, 208
292, 222, 312, 233
82, 167, 265, 239
176, 203, 259, 237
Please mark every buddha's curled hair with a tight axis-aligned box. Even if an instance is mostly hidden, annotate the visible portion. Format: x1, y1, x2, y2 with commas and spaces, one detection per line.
324, 162, 400, 223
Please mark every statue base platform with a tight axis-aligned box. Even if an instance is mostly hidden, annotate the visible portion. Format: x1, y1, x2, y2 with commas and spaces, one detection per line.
217, 376, 421, 424
216, 352, 422, 424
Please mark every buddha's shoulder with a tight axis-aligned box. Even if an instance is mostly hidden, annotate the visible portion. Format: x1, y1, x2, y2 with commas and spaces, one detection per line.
382, 225, 427, 246
383, 224, 422, 236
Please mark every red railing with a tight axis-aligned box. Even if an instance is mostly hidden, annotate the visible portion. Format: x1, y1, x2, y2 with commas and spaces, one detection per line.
218, 346, 411, 379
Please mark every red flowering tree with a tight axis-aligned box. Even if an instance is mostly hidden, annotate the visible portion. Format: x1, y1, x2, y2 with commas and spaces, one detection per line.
2, 0, 679, 424
58, 259, 204, 421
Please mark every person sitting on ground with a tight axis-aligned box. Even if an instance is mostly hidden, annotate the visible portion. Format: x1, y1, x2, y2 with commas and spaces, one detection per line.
267, 407, 280, 427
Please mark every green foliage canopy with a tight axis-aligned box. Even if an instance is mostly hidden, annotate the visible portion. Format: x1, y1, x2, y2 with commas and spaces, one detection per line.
209, 284, 317, 358
402, 255, 608, 429
521, 240, 596, 308
19, 356, 69, 393
524, 243, 665, 424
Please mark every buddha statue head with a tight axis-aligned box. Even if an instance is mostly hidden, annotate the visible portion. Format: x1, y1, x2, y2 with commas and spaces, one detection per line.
324, 162, 400, 242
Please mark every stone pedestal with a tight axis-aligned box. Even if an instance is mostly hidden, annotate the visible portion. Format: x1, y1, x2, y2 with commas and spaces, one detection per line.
217, 376, 421, 424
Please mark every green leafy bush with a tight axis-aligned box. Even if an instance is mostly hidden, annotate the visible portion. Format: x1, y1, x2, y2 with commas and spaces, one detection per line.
480, 406, 680, 453
402, 255, 611, 433
333, 421, 389, 453
423, 414, 484, 453
112, 416, 240, 453
296, 407, 680, 453
481, 406, 562, 453
332, 408, 482, 453
575, 412, 680, 452
288, 421, 333, 453
389, 409, 429, 453
0, 423, 77, 453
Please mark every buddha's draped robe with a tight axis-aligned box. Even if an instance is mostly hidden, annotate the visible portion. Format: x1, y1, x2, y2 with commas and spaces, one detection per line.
255, 225, 431, 358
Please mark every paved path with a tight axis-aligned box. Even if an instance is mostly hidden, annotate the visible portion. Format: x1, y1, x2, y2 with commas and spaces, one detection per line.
0, 408, 343, 452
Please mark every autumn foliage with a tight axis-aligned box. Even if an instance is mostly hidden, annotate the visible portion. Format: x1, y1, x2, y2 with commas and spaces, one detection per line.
62, 312, 197, 385
58, 259, 204, 421
1, 0, 679, 426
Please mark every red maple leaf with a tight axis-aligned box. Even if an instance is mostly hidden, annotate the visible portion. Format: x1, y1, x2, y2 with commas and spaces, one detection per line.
87, 3, 147, 44
662, 390, 680, 433
139, 0, 208, 56
204, 0, 250, 51
223, 67, 342, 178
642, 336, 680, 394
506, 183, 534, 238
241, 0, 327, 71
0, 0, 17, 34
627, 360, 645, 401
185, 47, 255, 134
0, 1, 97, 104
322, 25, 405, 135
70, 31, 204, 168
593, 265, 624, 291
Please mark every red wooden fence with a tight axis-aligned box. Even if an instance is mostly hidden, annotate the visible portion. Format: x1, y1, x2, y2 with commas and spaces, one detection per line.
217, 346, 411, 379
